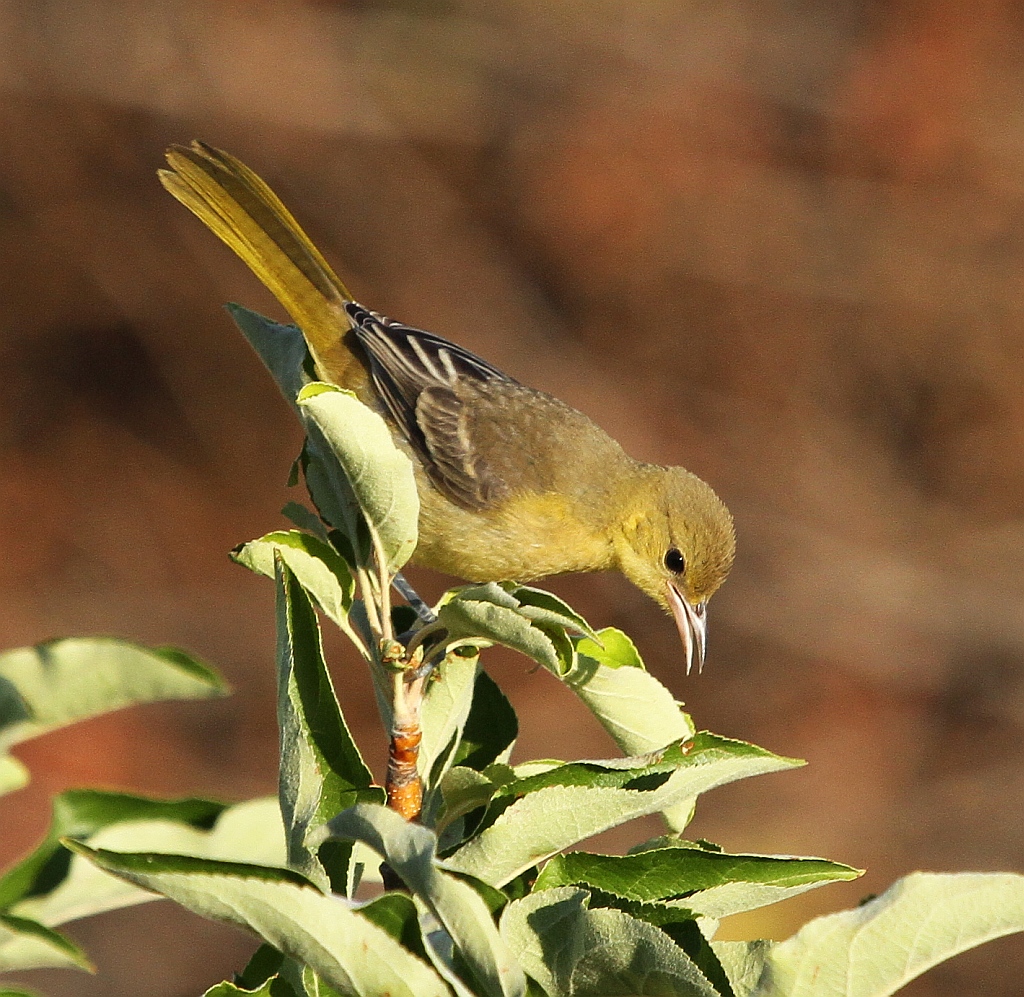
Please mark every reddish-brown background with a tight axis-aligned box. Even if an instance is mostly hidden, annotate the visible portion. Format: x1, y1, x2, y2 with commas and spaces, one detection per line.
2, 1, 1023, 994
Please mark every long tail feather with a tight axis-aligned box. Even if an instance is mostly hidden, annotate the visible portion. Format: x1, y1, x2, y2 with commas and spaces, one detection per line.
160, 141, 359, 384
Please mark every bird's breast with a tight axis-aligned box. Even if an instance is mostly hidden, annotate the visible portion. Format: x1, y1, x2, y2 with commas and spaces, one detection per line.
411, 485, 616, 583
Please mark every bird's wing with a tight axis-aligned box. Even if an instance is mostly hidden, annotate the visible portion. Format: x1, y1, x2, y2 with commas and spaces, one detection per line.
345, 303, 517, 509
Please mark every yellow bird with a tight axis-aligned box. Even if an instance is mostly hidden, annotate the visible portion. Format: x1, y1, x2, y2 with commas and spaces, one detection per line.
160, 142, 735, 673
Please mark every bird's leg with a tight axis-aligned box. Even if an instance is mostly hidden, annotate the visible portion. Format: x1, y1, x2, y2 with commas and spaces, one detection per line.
391, 571, 447, 680
392, 572, 437, 624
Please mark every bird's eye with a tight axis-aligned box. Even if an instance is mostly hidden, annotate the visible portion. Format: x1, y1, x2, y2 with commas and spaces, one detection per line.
664, 547, 686, 574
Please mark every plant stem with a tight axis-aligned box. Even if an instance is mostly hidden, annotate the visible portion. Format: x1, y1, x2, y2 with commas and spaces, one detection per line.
371, 527, 394, 644
356, 565, 384, 638
385, 671, 425, 822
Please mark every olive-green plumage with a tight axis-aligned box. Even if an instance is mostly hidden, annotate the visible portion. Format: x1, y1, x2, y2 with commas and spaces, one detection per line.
160, 142, 735, 671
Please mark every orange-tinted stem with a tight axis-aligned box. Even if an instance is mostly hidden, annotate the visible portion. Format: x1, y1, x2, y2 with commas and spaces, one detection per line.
386, 717, 423, 822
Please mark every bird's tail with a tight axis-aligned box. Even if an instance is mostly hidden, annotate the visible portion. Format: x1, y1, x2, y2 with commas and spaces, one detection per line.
160, 141, 359, 384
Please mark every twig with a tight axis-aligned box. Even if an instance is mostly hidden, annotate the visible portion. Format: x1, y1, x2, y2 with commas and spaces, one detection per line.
385, 671, 426, 822
370, 526, 394, 644
355, 565, 384, 637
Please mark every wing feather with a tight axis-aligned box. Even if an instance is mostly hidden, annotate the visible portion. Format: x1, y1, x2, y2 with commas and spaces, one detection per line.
347, 303, 516, 509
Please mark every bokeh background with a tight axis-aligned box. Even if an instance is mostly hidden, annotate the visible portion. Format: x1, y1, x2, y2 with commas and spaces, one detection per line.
2, 1, 1024, 994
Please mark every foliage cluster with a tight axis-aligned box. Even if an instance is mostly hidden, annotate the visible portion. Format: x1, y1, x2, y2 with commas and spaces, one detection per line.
2, 308, 1023, 997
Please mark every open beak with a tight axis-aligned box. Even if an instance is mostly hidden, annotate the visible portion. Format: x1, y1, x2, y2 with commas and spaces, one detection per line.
666, 581, 707, 675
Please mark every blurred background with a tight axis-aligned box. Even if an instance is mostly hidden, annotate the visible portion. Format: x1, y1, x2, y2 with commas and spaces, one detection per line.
2, 0, 1023, 993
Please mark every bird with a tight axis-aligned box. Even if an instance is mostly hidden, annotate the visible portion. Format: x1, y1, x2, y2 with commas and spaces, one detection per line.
160, 142, 735, 673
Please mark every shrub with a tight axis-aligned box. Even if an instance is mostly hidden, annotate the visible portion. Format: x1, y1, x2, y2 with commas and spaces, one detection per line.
2, 308, 1022, 997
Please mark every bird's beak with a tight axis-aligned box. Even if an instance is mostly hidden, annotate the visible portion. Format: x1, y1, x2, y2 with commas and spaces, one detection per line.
666, 581, 707, 675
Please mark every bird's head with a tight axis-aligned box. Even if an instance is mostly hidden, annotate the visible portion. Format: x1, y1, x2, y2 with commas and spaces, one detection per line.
612, 466, 735, 674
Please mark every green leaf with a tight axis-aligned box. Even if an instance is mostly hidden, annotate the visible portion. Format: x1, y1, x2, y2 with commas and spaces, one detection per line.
321, 802, 527, 997
433, 582, 599, 676
420, 663, 517, 835
299, 441, 371, 566
711, 941, 773, 997
633, 915, 735, 997
500, 887, 717, 997
301, 965, 346, 996
204, 978, 299, 997
3, 796, 285, 938
436, 584, 565, 674
501, 584, 601, 644
238, 948, 345, 997
568, 628, 695, 756
0, 756, 28, 798
234, 530, 354, 625
500, 887, 589, 996
452, 671, 518, 773
535, 845, 861, 919
415, 900, 481, 997
497, 740, 695, 796
236, 942, 286, 989
281, 501, 329, 541
274, 559, 384, 890
747, 871, 1024, 997
434, 595, 694, 838
234, 530, 362, 651
297, 382, 419, 573
0, 790, 225, 911
569, 627, 696, 831
0, 639, 227, 758
227, 305, 312, 411
0, 913, 92, 973
569, 907, 717, 996
227, 307, 373, 564
418, 649, 480, 800
0, 986, 44, 997
357, 892, 429, 961
574, 629, 644, 670
436, 767, 499, 837
65, 843, 448, 997
445, 734, 803, 888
